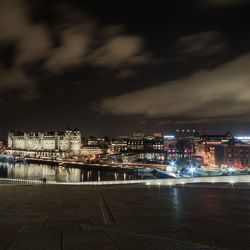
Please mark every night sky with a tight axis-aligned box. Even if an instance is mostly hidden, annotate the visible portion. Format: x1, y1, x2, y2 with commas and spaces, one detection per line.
1, 0, 250, 137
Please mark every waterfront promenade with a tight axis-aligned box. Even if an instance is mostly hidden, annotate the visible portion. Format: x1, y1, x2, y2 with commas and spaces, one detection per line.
1, 174, 250, 186
0, 182, 250, 249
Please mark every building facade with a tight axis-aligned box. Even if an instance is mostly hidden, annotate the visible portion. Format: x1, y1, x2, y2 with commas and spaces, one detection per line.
8, 129, 81, 156
109, 140, 128, 154
80, 146, 104, 157
194, 133, 232, 166
223, 140, 250, 168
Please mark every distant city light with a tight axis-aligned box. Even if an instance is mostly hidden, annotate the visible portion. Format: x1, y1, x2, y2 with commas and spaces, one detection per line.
235, 136, 250, 140
164, 135, 175, 139
228, 167, 235, 173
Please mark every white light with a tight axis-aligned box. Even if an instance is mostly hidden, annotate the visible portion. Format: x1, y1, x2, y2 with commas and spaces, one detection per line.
170, 160, 176, 166
189, 166, 196, 174
228, 167, 235, 173
164, 135, 175, 139
235, 136, 250, 140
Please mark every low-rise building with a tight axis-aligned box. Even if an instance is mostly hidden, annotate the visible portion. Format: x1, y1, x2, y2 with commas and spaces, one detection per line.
80, 146, 104, 157
109, 140, 127, 154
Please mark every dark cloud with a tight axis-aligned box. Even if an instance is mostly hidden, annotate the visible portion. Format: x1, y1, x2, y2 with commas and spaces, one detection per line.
177, 31, 225, 57
0, 0, 250, 135
0, 0, 154, 101
0, 67, 38, 101
0, 0, 155, 99
99, 54, 250, 123
89, 35, 146, 68
0, 0, 51, 64
0, 0, 49, 100
46, 25, 92, 72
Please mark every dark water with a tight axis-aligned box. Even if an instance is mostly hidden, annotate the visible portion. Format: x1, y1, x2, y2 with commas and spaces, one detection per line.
0, 162, 156, 182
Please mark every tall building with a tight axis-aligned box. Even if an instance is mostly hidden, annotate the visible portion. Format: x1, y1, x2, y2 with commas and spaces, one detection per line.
8, 128, 81, 155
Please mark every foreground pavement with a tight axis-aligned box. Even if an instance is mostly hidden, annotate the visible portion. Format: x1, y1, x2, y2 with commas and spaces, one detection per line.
0, 183, 249, 249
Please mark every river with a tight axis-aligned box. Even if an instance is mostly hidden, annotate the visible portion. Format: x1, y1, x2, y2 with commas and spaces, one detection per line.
0, 162, 156, 182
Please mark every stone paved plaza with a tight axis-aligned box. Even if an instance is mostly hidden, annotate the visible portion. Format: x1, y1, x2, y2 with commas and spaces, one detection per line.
0, 183, 249, 249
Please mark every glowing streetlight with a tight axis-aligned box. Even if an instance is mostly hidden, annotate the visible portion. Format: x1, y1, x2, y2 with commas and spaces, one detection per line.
189, 166, 196, 175
170, 160, 176, 166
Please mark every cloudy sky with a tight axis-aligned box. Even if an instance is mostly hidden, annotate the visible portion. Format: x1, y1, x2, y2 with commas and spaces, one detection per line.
0, 0, 250, 137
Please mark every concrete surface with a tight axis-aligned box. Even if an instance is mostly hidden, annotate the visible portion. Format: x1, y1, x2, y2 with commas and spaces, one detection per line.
0, 183, 249, 249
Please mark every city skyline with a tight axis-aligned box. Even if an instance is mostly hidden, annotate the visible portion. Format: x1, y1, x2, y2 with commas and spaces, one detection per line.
1, 126, 250, 140
1, 2, 250, 249
1, 0, 250, 136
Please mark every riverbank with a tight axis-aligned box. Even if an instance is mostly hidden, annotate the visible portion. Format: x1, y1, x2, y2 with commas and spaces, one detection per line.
25, 158, 137, 171
25, 157, 166, 168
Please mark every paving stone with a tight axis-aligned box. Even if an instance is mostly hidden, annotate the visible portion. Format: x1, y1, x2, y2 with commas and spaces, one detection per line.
62, 231, 118, 249
0, 184, 249, 249
6, 232, 61, 250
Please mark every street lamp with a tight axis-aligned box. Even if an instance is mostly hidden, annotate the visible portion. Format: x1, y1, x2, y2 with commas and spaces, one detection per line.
189, 166, 196, 175
170, 160, 176, 166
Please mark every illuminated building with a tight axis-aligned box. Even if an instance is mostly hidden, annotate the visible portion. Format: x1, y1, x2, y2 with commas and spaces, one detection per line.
235, 136, 250, 144
80, 146, 104, 157
126, 138, 163, 152
163, 135, 177, 148
195, 132, 233, 166
223, 139, 250, 168
153, 132, 162, 138
133, 131, 145, 139
175, 129, 199, 139
85, 136, 109, 146
163, 135, 194, 159
127, 139, 145, 151
109, 140, 128, 154
145, 139, 164, 151
86, 137, 98, 146
7, 128, 81, 156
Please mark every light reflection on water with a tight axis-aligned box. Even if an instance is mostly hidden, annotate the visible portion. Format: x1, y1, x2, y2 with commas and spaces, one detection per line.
171, 188, 182, 218
0, 162, 154, 182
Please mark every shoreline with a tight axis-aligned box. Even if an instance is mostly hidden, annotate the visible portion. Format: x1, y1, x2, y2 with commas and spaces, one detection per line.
25, 157, 166, 169
25, 158, 137, 171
